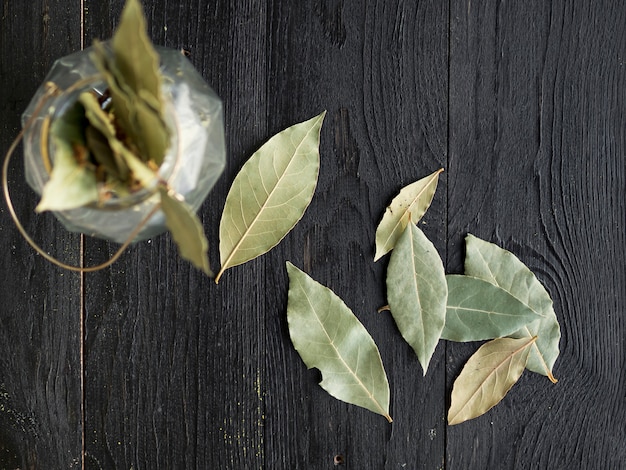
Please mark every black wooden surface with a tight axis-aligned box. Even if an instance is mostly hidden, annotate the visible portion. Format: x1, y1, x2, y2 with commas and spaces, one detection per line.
0, 1, 624, 469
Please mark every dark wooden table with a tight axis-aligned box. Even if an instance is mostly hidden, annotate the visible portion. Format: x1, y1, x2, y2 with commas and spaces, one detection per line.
1, 1, 624, 469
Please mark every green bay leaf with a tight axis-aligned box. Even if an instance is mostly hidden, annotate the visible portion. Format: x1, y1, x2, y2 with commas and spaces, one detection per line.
131, 90, 169, 166
85, 125, 120, 178
286, 262, 392, 422
91, 2, 169, 168
80, 91, 130, 181
79, 83, 161, 185
111, 0, 168, 166
36, 103, 98, 212
109, 139, 156, 188
216, 112, 325, 283
111, 0, 162, 103
442, 275, 542, 342
448, 336, 536, 425
374, 168, 443, 261
90, 40, 136, 143
386, 224, 447, 375
159, 188, 212, 276
464, 234, 561, 382
79, 91, 116, 138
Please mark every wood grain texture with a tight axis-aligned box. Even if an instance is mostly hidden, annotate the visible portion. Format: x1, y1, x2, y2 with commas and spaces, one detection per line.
82, 1, 269, 468
83, 0, 448, 467
447, 0, 626, 468
0, 1, 83, 468
255, 1, 448, 468
0, 0, 624, 468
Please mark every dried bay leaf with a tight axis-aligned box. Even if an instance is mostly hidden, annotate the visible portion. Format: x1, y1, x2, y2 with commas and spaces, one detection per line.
448, 336, 536, 425
36, 141, 97, 212
79, 91, 115, 138
159, 187, 212, 276
85, 125, 119, 179
81, 86, 161, 189
386, 224, 447, 374
374, 168, 443, 261
131, 90, 170, 166
442, 275, 542, 342
91, 41, 136, 142
464, 234, 561, 382
109, 139, 156, 188
216, 112, 325, 283
36, 103, 98, 212
91, 0, 169, 167
286, 262, 392, 422
80, 92, 130, 181
112, 0, 162, 104
111, 0, 168, 166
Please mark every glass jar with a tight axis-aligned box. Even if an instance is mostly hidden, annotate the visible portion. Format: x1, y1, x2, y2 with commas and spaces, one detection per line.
21, 45, 226, 243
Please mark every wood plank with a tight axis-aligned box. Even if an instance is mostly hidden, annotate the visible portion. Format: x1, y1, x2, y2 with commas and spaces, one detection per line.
263, 1, 448, 468
0, 1, 82, 468
82, 1, 269, 468
1, 0, 623, 468
447, 0, 626, 467
82, 0, 449, 468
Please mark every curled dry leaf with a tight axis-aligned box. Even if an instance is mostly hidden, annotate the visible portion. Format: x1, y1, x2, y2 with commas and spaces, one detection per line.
442, 275, 542, 342
464, 234, 560, 382
386, 224, 447, 374
217, 112, 325, 283
374, 168, 443, 261
448, 336, 537, 425
286, 262, 392, 422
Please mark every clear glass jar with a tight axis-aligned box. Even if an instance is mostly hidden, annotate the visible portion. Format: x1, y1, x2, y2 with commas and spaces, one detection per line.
21, 45, 226, 243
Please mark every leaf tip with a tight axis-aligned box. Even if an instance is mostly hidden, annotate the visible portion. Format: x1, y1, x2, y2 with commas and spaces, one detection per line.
285, 261, 299, 276
202, 264, 215, 279
385, 414, 393, 423
308, 110, 327, 129
447, 406, 466, 426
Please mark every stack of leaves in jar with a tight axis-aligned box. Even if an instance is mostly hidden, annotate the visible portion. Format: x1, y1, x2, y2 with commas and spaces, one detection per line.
36, 0, 211, 275
286, 169, 561, 425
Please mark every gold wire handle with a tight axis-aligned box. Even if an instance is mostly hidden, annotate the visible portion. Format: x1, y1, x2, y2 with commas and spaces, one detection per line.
2, 82, 160, 273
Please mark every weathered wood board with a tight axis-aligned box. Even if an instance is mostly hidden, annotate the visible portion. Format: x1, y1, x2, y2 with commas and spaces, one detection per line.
0, 1, 623, 468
